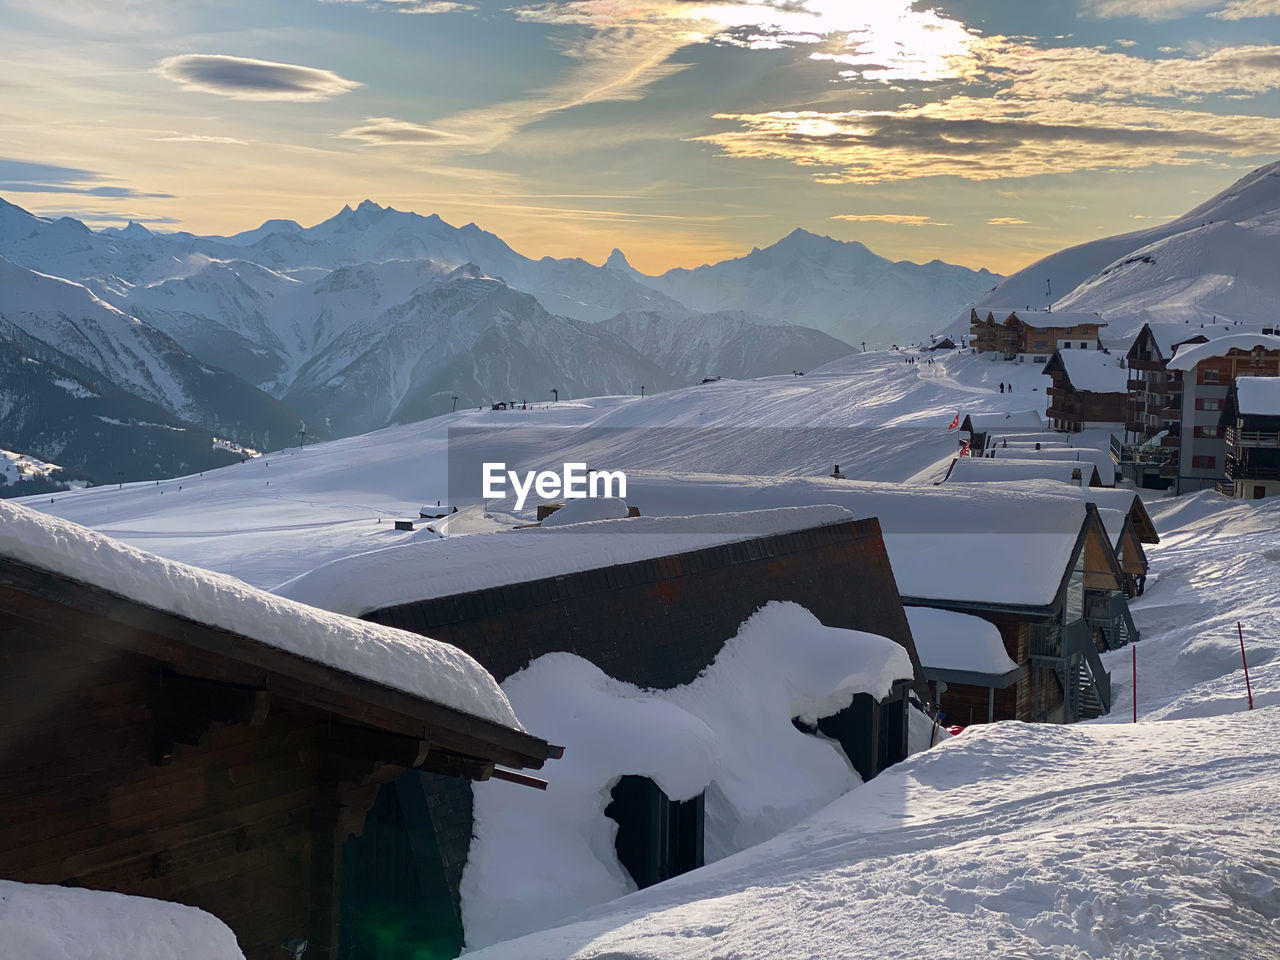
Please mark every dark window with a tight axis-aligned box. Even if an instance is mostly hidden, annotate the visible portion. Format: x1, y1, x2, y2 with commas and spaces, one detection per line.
1064, 342, 1073, 349
606, 776, 704, 890
1195, 398, 1222, 411
1192, 455, 1217, 469
1203, 369, 1220, 383
1193, 426, 1224, 439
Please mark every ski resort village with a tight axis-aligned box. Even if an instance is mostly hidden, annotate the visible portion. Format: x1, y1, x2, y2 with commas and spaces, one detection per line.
5, 2, 1280, 955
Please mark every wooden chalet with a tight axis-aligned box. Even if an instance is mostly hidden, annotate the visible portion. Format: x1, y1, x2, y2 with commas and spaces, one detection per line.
1220, 376, 1280, 498
0, 504, 557, 960
969, 309, 1107, 363
279, 506, 925, 954
608, 478, 1136, 729
958, 410, 1046, 455
1043, 349, 1129, 432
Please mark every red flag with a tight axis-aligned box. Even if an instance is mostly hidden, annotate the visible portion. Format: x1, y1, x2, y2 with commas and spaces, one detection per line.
947, 412, 960, 430
958, 439, 971, 457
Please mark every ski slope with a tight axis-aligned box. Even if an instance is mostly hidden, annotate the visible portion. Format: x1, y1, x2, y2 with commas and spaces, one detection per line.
24, 348, 1051, 587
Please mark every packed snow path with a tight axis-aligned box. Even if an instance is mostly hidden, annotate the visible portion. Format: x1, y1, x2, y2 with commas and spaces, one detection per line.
466, 708, 1280, 960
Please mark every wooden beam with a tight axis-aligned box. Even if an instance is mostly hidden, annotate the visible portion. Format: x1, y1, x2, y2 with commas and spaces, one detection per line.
148, 671, 270, 766
490, 768, 549, 791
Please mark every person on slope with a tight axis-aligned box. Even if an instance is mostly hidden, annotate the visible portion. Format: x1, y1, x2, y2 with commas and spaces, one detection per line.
999, 382, 1005, 394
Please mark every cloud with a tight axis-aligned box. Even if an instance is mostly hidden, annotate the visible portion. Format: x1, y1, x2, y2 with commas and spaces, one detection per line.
696, 97, 1280, 183
0, 158, 173, 198
988, 217, 1030, 225
325, 0, 476, 12
1115, 38, 1139, 46
1210, 0, 1280, 17
1078, 0, 1220, 19
993, 43, 1280, 99
832, 214, 949, 226
152, 133, 249, 144
155, 54, 361, 101
338, 116, 462, 145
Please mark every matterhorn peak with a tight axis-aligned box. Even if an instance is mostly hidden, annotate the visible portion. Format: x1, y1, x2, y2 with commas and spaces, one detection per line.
605, 248, 632, 271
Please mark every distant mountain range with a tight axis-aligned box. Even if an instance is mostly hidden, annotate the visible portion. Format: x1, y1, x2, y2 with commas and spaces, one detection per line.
966, 161, 1280, 337
0, 194, 1000, 482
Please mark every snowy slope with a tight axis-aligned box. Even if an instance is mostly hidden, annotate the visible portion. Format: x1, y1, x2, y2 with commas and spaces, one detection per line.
21, 347, 1051, 586
610, 231, 1001, 345
598, 309, 856, 381
0, 257, 304, 442
464, 707, 1280, 960
969, 161, 1280, 330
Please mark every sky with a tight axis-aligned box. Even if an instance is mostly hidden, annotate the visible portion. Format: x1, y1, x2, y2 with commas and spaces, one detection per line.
1, 0, 1280, 275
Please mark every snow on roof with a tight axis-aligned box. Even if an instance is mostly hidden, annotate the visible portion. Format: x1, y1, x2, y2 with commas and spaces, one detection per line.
1235, 377, 1280, 417
991, 445, 1116, 485
0, 501, 521, 728
1051, 350, 1129, 394
962, 409, 1046, 432
944, 457, 1100, 486
463, 602, 912, 949
611, 476, 1091, 608
905, 606, 1018, 675
0, 879, 245, 960
1167, 334, 1280, 370
540, 496, 629, 527
277, 505, 855, 617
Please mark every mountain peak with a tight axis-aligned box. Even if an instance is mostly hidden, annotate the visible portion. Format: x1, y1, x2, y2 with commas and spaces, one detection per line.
356, 199, 384, 213
120, 221, 152, 238
605, 248, 632, 270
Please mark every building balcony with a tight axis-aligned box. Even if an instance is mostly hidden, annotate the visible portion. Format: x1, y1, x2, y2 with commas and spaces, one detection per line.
1226, 455, 1280, 482
1127, 378, 1146, 392
1225, 426, 1280, 448
1127, 358, 1165, 372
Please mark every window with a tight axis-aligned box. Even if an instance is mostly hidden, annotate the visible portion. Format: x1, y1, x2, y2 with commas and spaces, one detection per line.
1203, 369, 1220, 383
1195, 398, 1222, 411
1064, 342, 1073, 349
1192, 455, 1217, 469
1033, 356, 1048, 364
606, 776, 704, 889
1193, 426, 1224, 439
1080, 342, 1090, 349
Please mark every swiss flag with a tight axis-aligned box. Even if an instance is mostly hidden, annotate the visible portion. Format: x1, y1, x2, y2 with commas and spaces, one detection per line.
947, 412, 960, 430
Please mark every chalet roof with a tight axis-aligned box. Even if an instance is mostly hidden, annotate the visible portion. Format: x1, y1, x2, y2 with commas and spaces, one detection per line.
904, 606, 1018, 676
1166, 334, 1280, 371
1235, 376, 1280, 416
943, 457, 1103, 487
0, 501, 523, 730
960, 410, 1046, 434
1045, 349, 1129, 394
277, 505, 856, 618
607, 476, 1098, 610
991, 445, 1116, 486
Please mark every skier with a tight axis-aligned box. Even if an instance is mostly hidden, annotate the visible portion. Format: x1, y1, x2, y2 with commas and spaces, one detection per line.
999, 382, 1005, 394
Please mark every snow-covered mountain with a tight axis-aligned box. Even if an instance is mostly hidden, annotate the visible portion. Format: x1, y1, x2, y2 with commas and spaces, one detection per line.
0, 257, 308, 472
968, 161, 1280, 334
599, 310, 857, 382
607, 231, 1001, 345
283, 275, 676, 435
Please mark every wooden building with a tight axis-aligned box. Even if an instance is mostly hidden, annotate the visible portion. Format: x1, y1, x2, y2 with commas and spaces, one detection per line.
958, 410, 1047, 455
1042, 349, 1129, 432
0, 503, 557, 960
278, 507, 925, 955
1220, 376, 1280, 498
969, 309, 1107, 363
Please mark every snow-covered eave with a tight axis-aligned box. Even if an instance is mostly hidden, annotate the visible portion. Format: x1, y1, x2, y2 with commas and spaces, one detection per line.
0, 551, 557, 770
921, 662, 1021, 689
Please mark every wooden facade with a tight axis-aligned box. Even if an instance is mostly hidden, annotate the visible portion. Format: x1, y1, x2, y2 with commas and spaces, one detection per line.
1043, 351, 1128, 433
0, 556, 556, 960
913, 504, 1125, 727
970, 309, 1106, 360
